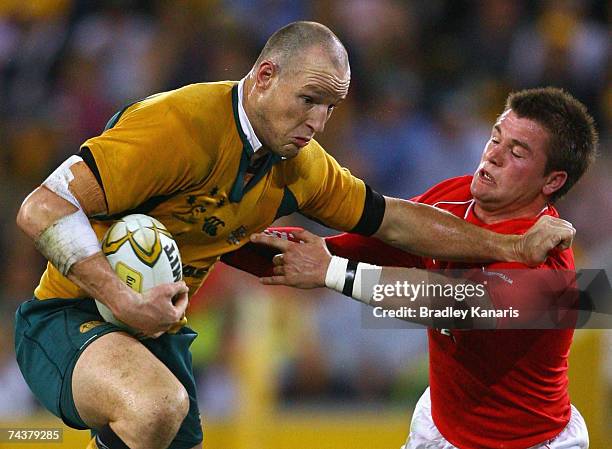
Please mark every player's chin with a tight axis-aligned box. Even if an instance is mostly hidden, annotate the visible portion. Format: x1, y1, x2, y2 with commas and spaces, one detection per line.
277, 144, 301, 159
471, 183, 494, 203
471, 177, 495, 195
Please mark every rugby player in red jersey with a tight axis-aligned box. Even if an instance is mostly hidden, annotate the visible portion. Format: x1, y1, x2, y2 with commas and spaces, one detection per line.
225, 87, 598, 448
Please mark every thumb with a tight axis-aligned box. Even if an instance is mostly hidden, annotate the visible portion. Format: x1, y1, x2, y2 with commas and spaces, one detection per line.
172, 291, 189, 316
168, 281, 189, 297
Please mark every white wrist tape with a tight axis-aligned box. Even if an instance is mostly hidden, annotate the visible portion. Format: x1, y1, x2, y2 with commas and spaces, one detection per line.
42, 155, 83, 208
324, 256, 382, 305
35, 209, 101, 276
325, 256, 348, 292
353, 262, 383, 304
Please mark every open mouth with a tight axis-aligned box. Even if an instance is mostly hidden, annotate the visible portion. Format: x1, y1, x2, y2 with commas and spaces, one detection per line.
292, 137, 311, 147
478, 168, 495, 185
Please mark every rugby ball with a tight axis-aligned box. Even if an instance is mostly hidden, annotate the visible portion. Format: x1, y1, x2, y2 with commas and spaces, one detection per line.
95, 214, 182, 332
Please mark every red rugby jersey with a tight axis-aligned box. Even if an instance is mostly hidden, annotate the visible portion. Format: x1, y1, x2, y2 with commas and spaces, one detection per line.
326, 175, 574, 449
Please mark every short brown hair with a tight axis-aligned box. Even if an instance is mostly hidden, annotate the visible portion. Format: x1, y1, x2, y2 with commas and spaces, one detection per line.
506, 87, 598, 202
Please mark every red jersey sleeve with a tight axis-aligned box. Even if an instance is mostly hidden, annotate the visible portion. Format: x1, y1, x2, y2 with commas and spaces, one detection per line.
324, 233, 424, 268
220, 227, 304, 277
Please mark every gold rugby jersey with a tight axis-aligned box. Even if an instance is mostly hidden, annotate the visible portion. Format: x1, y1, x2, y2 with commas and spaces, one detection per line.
35, 81, 384, 303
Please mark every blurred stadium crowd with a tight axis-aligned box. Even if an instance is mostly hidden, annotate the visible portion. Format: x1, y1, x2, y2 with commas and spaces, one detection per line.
0, 0, 609, 422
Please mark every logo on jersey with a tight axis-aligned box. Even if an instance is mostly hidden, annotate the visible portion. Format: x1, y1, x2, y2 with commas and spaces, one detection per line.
227, 225, 247, 245
202, 216, 225, 236
482, 270, 514, 284
173, 191, 229, 238
173, 194, 210, 224
438, 328, 456, 342
79, 320, 105, 333
183, 265, 209, 279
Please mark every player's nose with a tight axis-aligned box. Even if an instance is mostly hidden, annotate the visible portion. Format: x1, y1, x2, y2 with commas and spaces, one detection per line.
485, 144, 504, 167
307, 106, 328, 134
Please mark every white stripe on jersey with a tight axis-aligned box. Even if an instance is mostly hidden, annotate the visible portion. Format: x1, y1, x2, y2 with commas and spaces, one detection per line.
430, 199, 475, 219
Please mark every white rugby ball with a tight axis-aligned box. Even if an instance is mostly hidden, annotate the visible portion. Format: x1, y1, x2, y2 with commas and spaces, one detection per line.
95, 214, 182, 332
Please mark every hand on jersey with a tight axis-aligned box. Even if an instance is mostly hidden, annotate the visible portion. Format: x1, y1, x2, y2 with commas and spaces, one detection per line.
114, 281, 189, 338
250, 230, 330, 288
515, 215, 575, 267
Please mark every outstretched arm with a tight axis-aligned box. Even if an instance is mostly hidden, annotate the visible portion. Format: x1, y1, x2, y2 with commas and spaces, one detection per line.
249, 230, 577, 329
374, 196, 575, 267
249, 230, 494, 327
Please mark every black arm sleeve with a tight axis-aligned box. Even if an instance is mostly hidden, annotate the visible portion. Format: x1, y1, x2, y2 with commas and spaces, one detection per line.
350, 184, 385, 236
78, 146, 105, 195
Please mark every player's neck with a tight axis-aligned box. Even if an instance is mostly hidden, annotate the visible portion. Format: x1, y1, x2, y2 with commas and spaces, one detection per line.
242, 75, 257, 127
473, 200, 549, 224
250, 148, 270, 163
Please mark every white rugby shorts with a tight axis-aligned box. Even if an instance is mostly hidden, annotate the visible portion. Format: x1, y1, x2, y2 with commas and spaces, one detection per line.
402, 387, 589, 449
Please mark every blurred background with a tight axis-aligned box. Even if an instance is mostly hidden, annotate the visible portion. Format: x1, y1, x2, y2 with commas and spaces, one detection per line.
0, 0, 610, 448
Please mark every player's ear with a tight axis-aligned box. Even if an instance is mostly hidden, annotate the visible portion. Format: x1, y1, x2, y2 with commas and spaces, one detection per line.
255, 60, 277, 89
542, 170, 567, 197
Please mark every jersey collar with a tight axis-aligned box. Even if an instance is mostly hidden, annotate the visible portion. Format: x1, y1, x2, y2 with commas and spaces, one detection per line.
236, 78, 263, 154
466, 200, 556, 228
230, 83, 282, 203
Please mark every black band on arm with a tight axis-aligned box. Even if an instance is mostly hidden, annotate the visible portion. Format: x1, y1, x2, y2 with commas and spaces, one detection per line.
342, 259, 359, 296
78, 146, 105, 195
350, 184, 386, 236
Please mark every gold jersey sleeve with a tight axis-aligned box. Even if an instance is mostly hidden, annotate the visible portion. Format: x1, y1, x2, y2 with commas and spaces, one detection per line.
81, 83, 233, 216
282, 140, 366, 231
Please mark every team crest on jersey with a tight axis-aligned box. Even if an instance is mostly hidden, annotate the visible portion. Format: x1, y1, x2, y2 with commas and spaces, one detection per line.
173, 194, 211, 224
173, 191, 228, 236
79, 320, 105, 333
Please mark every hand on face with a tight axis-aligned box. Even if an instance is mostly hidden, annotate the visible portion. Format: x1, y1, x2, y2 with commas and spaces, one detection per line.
513, 215, 575, 266
249, 229, 331, 288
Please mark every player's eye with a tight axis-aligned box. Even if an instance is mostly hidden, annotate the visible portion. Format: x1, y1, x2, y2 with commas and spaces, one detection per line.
327, 104, 335, 113
511, 149, 524, 158
301, 96, 313, 105
490, 136, 500, 144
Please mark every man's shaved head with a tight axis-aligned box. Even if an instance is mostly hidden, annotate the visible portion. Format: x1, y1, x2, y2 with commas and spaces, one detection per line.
253, 21, 349, 73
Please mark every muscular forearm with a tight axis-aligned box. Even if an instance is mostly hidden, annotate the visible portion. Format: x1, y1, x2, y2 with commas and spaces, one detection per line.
17, 186, 133, 311
67, 253, 136, 315
375, 197, 519, 263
